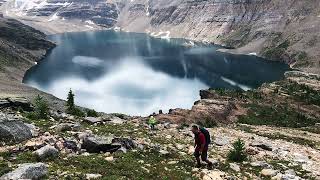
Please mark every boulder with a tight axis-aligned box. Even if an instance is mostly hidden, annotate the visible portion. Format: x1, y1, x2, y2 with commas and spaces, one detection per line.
0, 120, 32, 143
1, 163, 48, 180
86, 173, 102, 179
159, 150, 169, 155
214, 137, 229, 146
250, 141, 273, 151
25, 140, 45, 150
250, 161, 272, 168
202, 170, 224, 180
81, 136, 121, 153
108, 116, 124, 124
293, 153, 310, 164
63, 140, 79, 151
84, 117, 102, 124
260, 169, 278, 177
34, 145, 59, 160
112, 138, 136, 150
56, 123, 80, 132
229, 163, 240, 172
105, 156, 114, 162
24, 123, 39, 137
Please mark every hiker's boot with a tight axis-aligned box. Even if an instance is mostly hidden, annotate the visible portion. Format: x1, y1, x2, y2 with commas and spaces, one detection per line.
207, 162, 213, 170
196, 163, 201, 168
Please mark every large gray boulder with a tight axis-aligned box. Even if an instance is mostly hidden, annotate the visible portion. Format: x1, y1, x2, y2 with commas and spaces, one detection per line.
0, 120, 33, 143
0, 163, 48, 180
34, 145, 59, 160
81, 136, 121, 153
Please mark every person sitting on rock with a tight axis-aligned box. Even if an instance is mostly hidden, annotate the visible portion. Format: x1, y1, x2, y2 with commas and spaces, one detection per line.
148, 114, 157, 130
191, 125, 213, 168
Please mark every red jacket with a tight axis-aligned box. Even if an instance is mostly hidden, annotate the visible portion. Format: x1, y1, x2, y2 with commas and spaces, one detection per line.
195, 132, 208, 151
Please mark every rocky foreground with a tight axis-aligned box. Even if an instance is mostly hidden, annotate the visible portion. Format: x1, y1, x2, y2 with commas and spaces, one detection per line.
1, 71, 320, 180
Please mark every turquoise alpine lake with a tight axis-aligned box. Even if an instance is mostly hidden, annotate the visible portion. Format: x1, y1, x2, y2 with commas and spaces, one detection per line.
23, 30, 290, 116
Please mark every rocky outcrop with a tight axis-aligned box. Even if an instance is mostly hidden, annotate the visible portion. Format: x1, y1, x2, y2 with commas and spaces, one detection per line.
0, 116, 33, 143
1, 163, 48, 180
0, 97, 33, 111
156, 93, 240, 125
116, 0, 320, 73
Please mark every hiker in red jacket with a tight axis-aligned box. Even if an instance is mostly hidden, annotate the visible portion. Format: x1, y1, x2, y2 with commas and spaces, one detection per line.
191, 125, 213, 168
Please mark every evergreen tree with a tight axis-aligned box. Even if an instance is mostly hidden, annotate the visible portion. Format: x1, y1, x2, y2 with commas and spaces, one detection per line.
66, 89, 75, 112
227, 138, 248, 162
65, 89, 85, 117
34, 94, 49, 119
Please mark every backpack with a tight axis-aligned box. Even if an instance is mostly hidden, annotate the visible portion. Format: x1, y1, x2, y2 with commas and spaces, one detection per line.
200, 127, 211, 145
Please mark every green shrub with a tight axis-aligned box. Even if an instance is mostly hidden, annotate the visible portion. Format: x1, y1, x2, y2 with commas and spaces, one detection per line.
197, 117, 217, 128
238, 103, 318, 128
27, 95, 49, 120
69, 107, 86, 117
228, 138, 247, 162
87, 109, 99, 117
0, 162, 11, 176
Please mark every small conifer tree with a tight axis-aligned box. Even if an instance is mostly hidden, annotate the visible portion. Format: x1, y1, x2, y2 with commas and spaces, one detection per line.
227, 138, 247, 162
66, 89, 75, 112
34, 95, 49, 119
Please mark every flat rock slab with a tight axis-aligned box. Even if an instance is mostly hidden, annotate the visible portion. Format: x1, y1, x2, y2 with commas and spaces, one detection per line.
250, 141, 273, 151
84, 117, 102, 124
1, 163, 48, 180
0, 97, 33, 111
0, 120, 32, 143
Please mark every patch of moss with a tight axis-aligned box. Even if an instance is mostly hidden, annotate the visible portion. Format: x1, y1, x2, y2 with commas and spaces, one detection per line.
48, 151, 195, 179
280, 81, 320, 106
238, 103, 319, 128
0, 162, 11, 176
22, 116, 55, 132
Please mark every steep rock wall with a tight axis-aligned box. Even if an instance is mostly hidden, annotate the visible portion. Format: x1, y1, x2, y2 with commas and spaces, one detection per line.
116, 0, 320, 73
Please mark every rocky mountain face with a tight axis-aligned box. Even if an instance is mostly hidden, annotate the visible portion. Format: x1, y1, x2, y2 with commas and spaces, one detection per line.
117, 0, 320, 73
0, 17, 54, 81
9, 0, 119, 27
5, 0, 320, 73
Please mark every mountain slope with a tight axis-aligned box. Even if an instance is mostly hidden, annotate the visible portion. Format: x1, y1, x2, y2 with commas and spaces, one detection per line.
0, 17, 63, 108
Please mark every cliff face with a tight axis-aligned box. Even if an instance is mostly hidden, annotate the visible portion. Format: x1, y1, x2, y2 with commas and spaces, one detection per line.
0, 17, 55, 82
0, 17, 62, 107
116, 0, 320, 73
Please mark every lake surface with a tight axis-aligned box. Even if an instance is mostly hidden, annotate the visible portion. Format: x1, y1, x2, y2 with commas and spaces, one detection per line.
23, 30, 290, 116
